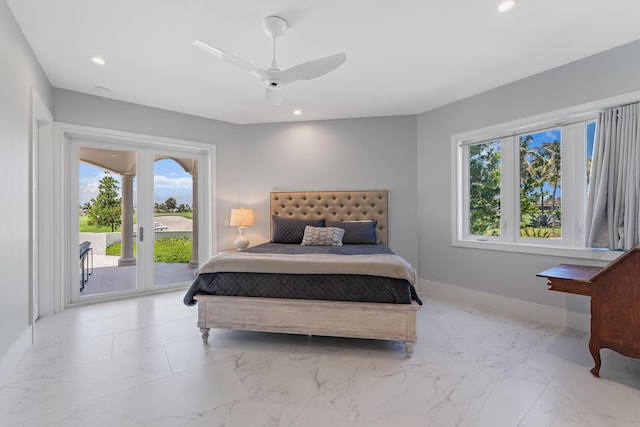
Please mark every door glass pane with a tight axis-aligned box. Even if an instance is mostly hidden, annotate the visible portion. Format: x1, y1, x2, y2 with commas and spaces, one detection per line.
153, 156, 197, 287
79, 147, 137, 296
519, 129, 561, 239
468, 140, 501, 236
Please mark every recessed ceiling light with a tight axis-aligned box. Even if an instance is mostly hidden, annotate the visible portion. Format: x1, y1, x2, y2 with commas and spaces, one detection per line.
497, 0, 516, 12
91, 56, 106, 65
294, 109, 302, 116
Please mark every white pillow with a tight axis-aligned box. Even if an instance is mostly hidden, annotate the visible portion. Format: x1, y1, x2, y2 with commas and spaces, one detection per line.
301, 226, 345, 246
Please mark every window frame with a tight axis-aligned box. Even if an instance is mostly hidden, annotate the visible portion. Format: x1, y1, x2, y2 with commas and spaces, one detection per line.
451, 91, 640, 262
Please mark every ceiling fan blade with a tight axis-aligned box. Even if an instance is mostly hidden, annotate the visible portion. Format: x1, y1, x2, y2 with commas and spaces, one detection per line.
265, 87, 283, 106
280, 53, 346, 85
193, 40, 262, 75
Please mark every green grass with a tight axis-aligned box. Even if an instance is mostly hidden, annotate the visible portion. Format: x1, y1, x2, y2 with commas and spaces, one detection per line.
79, 215, 124, 233
106, 236, 192, 263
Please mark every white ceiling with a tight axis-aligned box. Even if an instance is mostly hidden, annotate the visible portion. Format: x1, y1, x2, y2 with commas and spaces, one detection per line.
8, 0, 640, 124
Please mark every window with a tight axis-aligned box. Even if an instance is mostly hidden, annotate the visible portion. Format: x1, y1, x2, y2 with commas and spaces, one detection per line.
454, 112, 601, 257
467, 140, 501, 237
519, 128, 562, 240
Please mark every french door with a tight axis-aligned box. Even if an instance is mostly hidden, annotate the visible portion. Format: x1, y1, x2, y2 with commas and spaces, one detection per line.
69, 137, 209, 303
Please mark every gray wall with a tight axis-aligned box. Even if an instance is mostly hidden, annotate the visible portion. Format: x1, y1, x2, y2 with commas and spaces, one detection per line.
417, 39, 640, 314
238, 116, 418, 265
53, 91, 418, 266
0, 0, 52, 376
52, 88, 242, 229
53, 88, 245, 254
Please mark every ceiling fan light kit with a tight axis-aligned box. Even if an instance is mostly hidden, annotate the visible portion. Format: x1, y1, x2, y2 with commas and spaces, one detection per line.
194, 15, 346, 106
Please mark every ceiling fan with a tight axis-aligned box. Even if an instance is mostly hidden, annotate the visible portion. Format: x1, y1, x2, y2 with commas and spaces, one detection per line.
193, 15, 346, 106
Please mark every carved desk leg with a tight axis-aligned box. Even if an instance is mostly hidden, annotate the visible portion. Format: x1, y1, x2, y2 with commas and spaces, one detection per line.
589, 337, 601, 377
405, 341, 415, 358
200, 327, 211, 344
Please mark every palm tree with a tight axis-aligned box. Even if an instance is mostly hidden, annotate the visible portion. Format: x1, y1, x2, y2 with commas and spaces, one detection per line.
545, 139, 561, 211
541, 140, 561, 234
519, 135, 539, 219
164, 197, 177, 212
520, 135, 562, 236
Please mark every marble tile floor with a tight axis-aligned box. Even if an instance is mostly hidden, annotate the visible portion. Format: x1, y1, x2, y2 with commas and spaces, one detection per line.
2, 291, 640, 426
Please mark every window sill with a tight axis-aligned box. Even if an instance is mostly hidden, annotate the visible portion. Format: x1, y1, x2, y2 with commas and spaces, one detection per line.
453, 239, 622, 262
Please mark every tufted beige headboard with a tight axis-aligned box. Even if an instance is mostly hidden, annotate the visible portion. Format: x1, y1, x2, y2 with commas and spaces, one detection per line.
270, 190, 389, 244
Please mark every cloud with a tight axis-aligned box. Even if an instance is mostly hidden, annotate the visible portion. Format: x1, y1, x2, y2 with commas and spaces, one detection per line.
79, 171, 122, 205
544, 130, 561, 141
80, 171, 192, 205
79, 171, 122, 204
80, 181, 100, 204
79, 170, 116, 185
154, 175, 192, 189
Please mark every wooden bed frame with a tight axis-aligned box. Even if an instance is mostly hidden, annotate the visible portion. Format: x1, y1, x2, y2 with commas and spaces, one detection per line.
195, 190, 420, 357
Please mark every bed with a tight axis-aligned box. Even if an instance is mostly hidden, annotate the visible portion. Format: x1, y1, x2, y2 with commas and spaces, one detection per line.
184, 190, 421, 356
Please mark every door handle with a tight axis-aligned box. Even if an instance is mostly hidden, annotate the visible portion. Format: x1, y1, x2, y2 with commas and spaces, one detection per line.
139, 226, 144, 242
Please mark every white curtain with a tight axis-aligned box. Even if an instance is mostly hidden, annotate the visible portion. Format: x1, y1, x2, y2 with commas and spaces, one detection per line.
585, 103, 640, 250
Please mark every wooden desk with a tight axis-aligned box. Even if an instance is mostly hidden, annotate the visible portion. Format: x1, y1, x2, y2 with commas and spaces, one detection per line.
536, 264, 602, 296
537, 248, 640, 377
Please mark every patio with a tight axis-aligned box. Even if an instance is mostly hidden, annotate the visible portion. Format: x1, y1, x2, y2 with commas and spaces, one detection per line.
79, 254, 195, 296
79, 216, 196, 296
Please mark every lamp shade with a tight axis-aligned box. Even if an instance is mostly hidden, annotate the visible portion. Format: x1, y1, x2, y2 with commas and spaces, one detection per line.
229, 208, 254, 227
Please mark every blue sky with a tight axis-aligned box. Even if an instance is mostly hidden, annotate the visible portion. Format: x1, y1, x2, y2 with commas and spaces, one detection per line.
79, 158, 193, 207
527, 121, 595, 158
586, 121, 596, 156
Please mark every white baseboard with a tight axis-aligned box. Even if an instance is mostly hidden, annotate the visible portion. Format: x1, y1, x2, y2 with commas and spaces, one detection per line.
417, 279, 590, 332
0, 326, 32, 387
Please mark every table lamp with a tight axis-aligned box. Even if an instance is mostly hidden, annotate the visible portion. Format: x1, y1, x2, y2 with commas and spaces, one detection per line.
229, 207, 254, 250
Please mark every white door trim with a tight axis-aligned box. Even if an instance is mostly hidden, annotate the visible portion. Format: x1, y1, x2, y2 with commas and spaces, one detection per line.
52, 122, 216, 308
31, 89, 53, 321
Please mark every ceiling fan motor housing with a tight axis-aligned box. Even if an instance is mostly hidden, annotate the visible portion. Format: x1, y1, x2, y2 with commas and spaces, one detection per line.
262, 69, 283, 88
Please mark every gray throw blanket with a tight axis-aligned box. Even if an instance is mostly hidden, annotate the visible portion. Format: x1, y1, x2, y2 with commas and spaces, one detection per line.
195, 252, 417, 285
